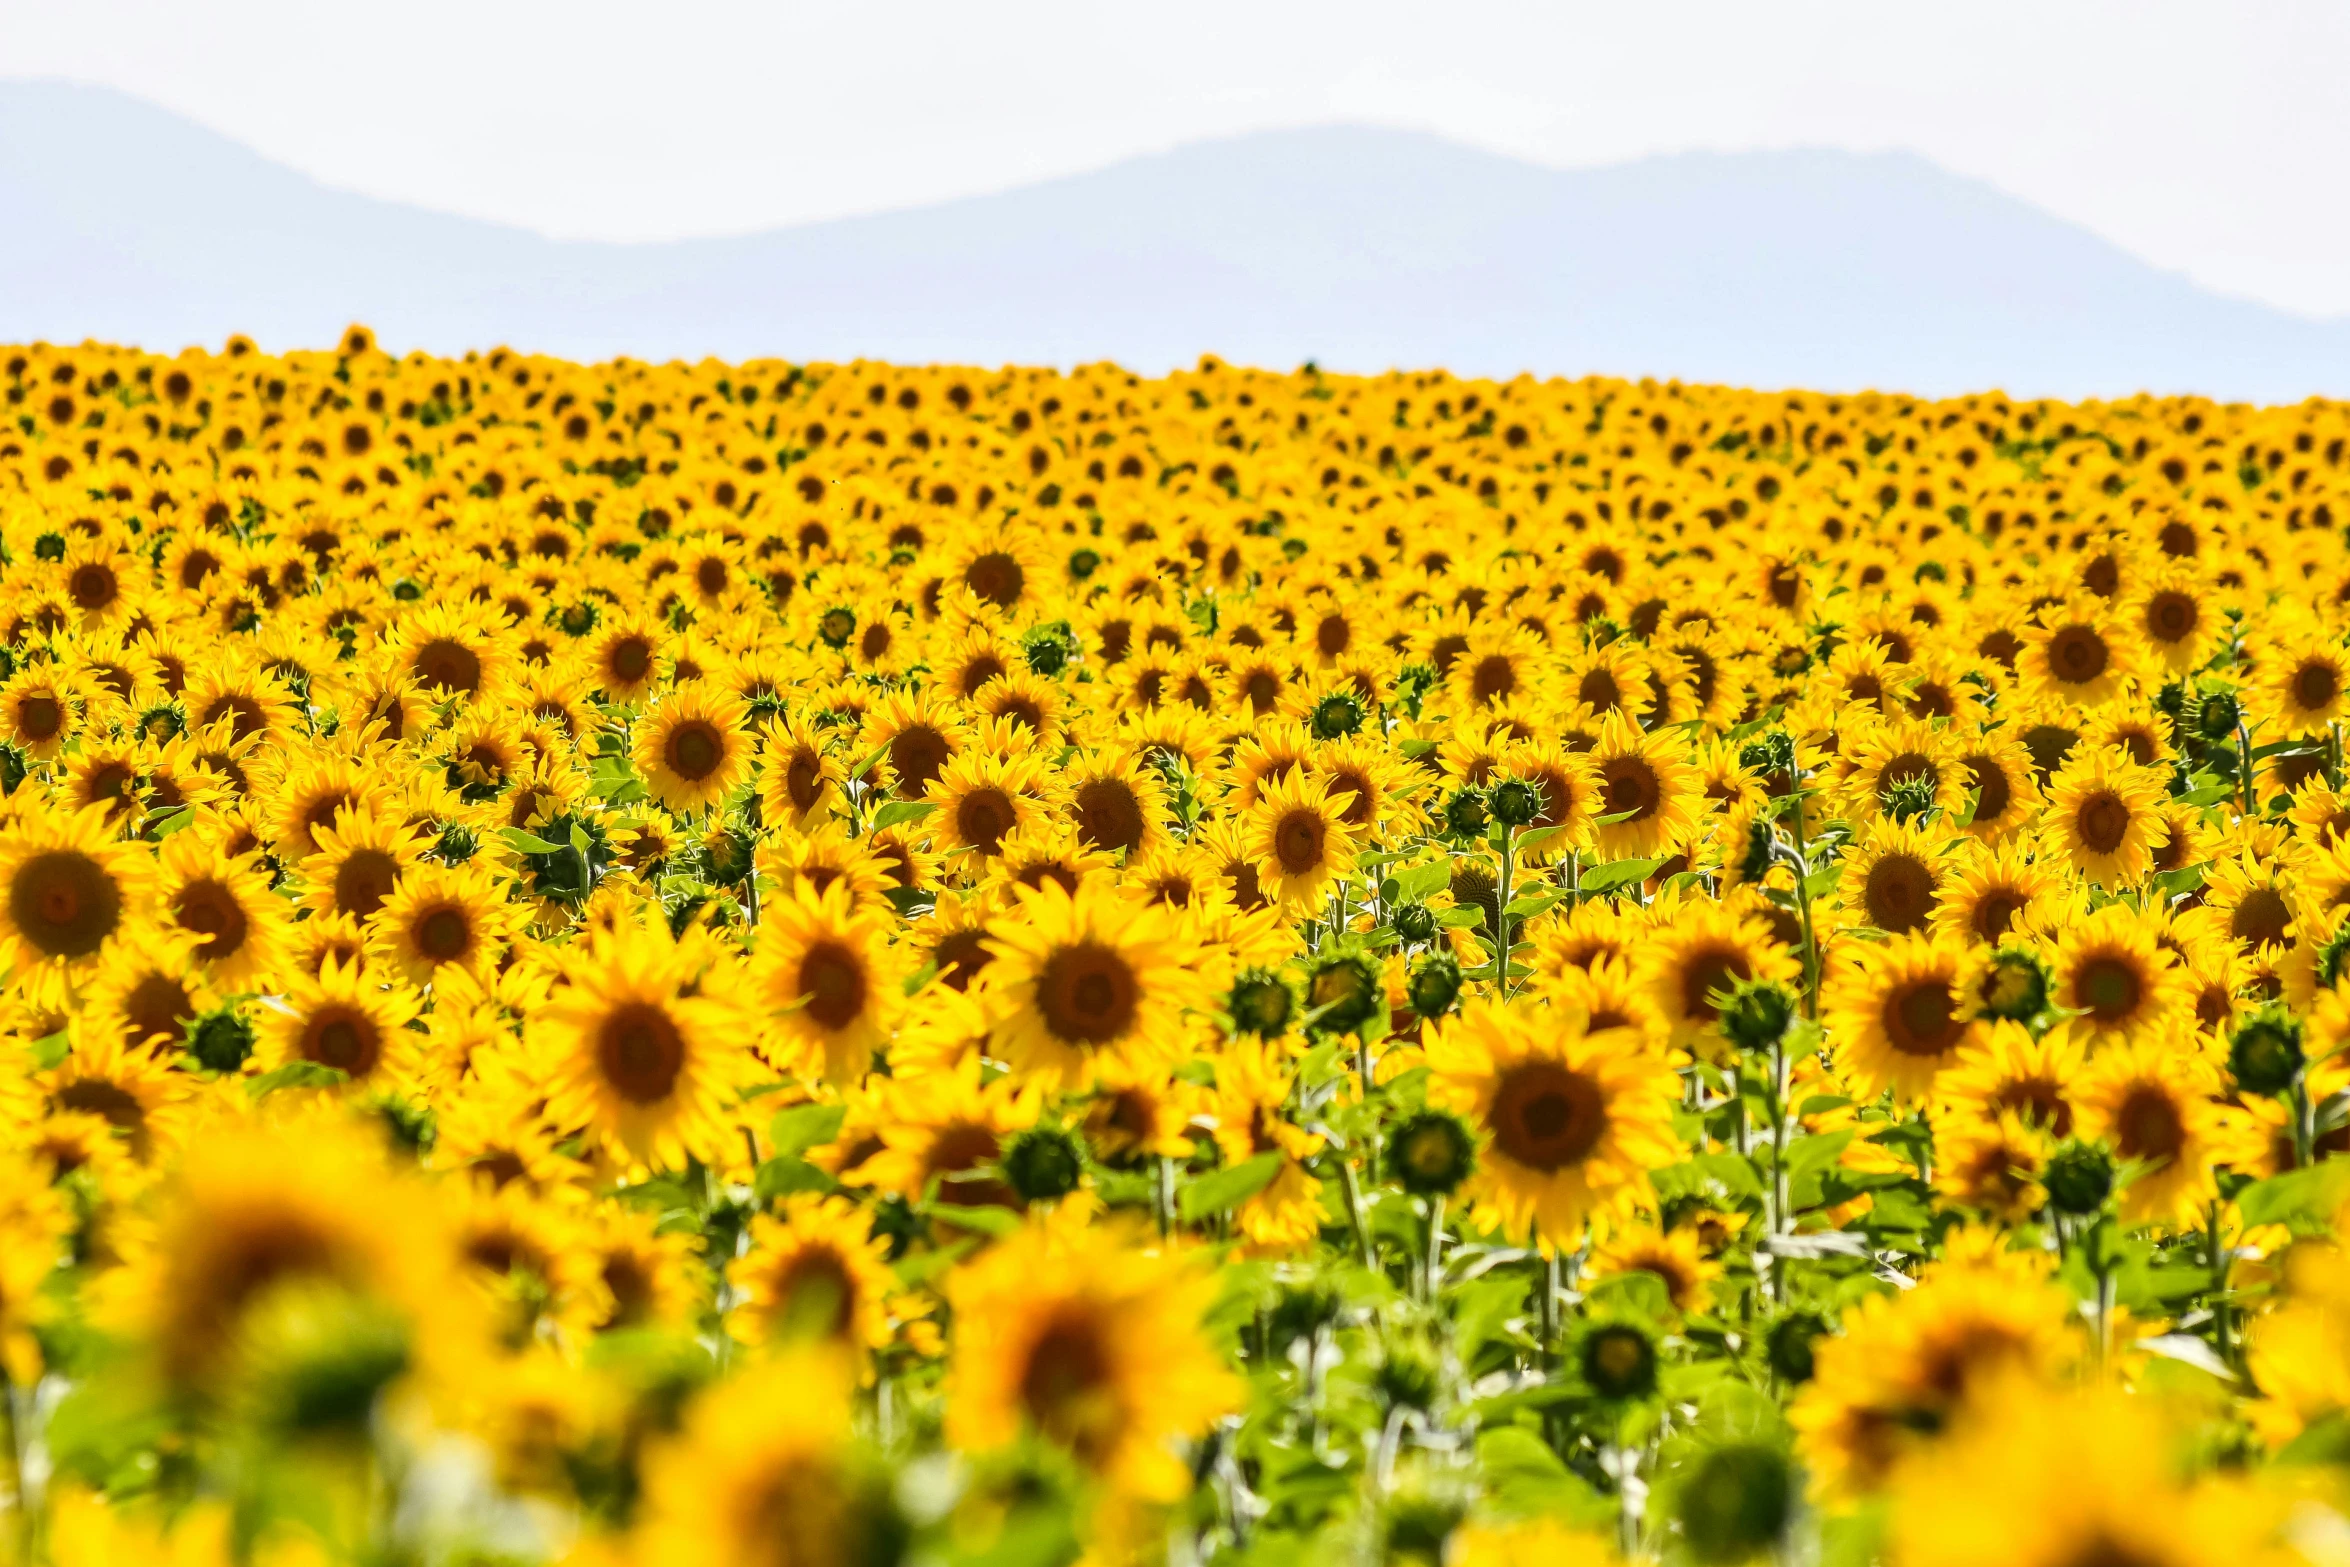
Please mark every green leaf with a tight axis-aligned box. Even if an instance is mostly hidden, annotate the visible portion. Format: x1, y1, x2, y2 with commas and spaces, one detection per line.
1391, 860, 1452, 901
27, 1030, 69, 1070
1576, 857, 1663, 895
1435, 906, 1488, 928
2237, 1162, 2350, 1230
870, 799, 935, 832
1179, 1151, 1285, 1222
2176, 783, 2233, 807
1511, 824, 1567, 857
146, 805, 196, 839
925, 1202, 1022, 1237
768, 1102, 847, 1158
247, 1062, 349, 1101
754, 1156, 837, 1202
500, 826, 566, 855
848, 741, 891, 781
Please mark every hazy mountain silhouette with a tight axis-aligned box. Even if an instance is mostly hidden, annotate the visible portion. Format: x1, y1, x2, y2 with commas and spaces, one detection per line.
4, 79, 2345, 399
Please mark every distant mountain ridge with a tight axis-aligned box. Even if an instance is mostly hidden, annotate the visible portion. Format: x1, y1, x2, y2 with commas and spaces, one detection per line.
3, 79, 2346, 400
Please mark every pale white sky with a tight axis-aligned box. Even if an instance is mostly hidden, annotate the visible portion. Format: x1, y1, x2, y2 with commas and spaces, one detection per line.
7, 0, 2350, 317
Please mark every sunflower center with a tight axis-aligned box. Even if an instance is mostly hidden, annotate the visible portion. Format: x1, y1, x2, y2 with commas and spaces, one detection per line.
2230, 888, 2293, 949
2047, 625, 2110, 684
1020, 1311, 1116, 1457
1489, 1061, 1605, 1172
2145, 591, 2196, 642
413, 638, 483, 694
1470, 654, 1517, 704
1600, 757, 1660, 822
12, 850, 121, 959
664, 719, 726, 782
1036, 943, 1141, 1045
1990, 1078, 2073, 1137
303, 1007, 382, 1078
2077, 793, 2131, 855
1680, 947, 1752, 1023
173, 878, 250, 961
932, 927, 994, 991
1884, 978, 1963, 1057
1274, 808, 1326, 875
415, 905, 471, 962
2114, 1085, 2186, 1166
608, 636, 653, 684
888, 726, 951, 798
597, 1002, 686, 1104
1074, 778, 1146, 853
18, 696, 62, 743
775, 1247, 857, 1340
333, 849, 401, 920
1862, 853, 1936, 933
955, 787, 1018, 855
799, 941, 870, 1030
2074, 955, 2142, 1022
1971, 890, 2028, 943
965, 551, 1025, 608
784, 749, 825, 813
2295, 661, 2340, 712
123, 973, 194, 1051
69, 563, 117, 610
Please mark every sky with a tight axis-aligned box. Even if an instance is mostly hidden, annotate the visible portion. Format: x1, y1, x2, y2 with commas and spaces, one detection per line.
6, 0, 2350, 319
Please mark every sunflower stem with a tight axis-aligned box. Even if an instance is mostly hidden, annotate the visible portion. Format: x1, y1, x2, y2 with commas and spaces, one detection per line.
1537, 1239, 1561, 1368
1787, 794, 1821, 1018
2238, 719, 2257, 820
1156, 1154, 1176, 1239
2291, 1080, 2316, 1172
1424, 1194, 1447, 1302
1494, 821, 1516, 996
2208, 1198, 2235, 1374
1336, 1155, 1375, 1272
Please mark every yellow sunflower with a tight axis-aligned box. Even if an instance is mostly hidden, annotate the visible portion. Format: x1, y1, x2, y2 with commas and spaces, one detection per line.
1824, 931, 1984, 1102
2043, 743, 2170, 888
983, 879, 1203, 1087
0, 802, 153, 1005
752, 879, 902, 1086
633, 681, 755, 816
1423, 996, 1681, 1246
1241, 768, 1360, 914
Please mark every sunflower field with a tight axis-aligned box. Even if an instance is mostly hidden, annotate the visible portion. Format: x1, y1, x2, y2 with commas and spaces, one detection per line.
3, 329, 2350, 1566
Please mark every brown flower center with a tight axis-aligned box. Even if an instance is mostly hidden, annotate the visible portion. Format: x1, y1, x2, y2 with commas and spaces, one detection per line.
597, 1002, 686, 1104
1036, 943, 1141, 1045
11, 850, 121, 958
1488, 1060, 1606, 1172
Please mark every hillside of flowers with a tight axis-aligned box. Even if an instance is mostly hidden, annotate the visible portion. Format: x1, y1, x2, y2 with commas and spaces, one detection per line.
1, 327, 2349, 1565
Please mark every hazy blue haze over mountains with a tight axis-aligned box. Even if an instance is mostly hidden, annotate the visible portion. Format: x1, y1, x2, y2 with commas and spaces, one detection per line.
3, 80, 2346, 400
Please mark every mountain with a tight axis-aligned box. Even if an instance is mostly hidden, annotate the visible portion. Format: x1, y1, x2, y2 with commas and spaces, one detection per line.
4, 79, 2346, 399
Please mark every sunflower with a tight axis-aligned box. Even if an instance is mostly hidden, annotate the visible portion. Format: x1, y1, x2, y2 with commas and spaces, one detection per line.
0, 802, 153, 1005
1424, 997, 1681, 1246
1081, 1055, 1197, 1168
1790, 1241, 2078, 1502
857, 1061, 1032, 1210
633, 681, 754, 815
753, 879, 902, 1086
728, 1194, 897, 1356
1936, 1019, 2085, 1140
1588, 1221, 1719, 1314
945, 1213, 1239, 1500
368, 859, 512, 985
635, 1349, 896, 1567
1839, 817, 1954, 935
2052, 901, 2190, 1046
2078, 1030, 2248, 1224
79, 930, 211, 1057
2250, 624, 2350, 738
983, 879, 1202, 1087
0, 668, 81, 761
586, 612, 665, 704
102, 1121, 459, 1394
1061, 747, 1170, 860
2016, 594, 2143, 708
1208, 1039, 1326, 1254
62, 737, 142, 827
1932, 837, 2061, 946
258, 955, 420, 1090
1841, 716, 1966, 824
1242, 769, 1360, 914
927, 748, 1055, 862
1932, 1113, 2051, 1223
262, 753, 394, 860
2043, 743, 2170, 888
583, 1206, 701, 1333
756, 713, 844, 834
300, 806, 425, 924
1637, 896, 1797, 1054
1585, 711, 1702, 860
755, 822, 893, 915
534, 921, 753, 1171
1887, 1380, 2289, 1567
1825, 931, 1984, 1102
